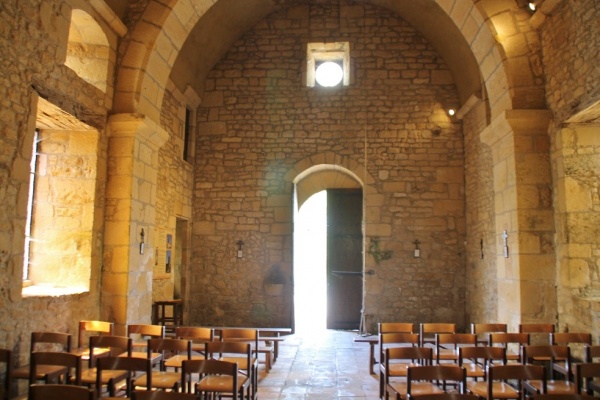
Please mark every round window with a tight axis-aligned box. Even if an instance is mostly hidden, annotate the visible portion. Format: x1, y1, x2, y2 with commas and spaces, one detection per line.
315, 61, 343, 87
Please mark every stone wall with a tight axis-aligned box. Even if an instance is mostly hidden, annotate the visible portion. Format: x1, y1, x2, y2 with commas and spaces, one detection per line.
542, 0, 600, 336
191, 1, 466, 330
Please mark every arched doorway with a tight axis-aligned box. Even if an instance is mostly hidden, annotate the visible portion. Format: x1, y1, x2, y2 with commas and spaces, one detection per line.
293, 165, 364, 332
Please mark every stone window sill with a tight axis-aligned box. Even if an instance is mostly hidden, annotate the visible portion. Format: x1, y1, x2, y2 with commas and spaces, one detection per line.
22, 282, 89, 298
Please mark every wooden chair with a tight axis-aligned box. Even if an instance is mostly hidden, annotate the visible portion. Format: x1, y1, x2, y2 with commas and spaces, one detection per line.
221, 328, 272, 372
383, 347, 433, 400
133, 389, 198, 400
379, 323, 415, 334
72, 321, 114, 361
95, 356, 151, 398
435, 333, 477, 365
574, 362, 600, 395
519, 324, 555, 345
206, 341, 253, 400
388, 365, 466, 400
28, 383, 96, 400
584, 345, 600, 362
550, 333, 592, 378
419, 323, 456, 350
13, 332, 72, 383
29, 352, 82, 385
181, 359, 249, 400
459, 346, 506, 384
488, 333, 530, 363
126, 324, 165, 363
533, 395, 594, 400
80, 335, 132, 390
0, 349, 12, 400
165, 327, 213, 369
468, 364, 546, 400
133, 338, 191, 391
379, 333, 421, 399
522, 345, 577, 395
471, 324, 507, 345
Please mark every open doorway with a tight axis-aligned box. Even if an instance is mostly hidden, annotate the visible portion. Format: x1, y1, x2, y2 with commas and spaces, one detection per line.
293, 188, 364, 333
293, 191, 327, 334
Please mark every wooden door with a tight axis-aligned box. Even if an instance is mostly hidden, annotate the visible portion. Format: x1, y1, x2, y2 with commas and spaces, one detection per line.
326, 189, 363, 330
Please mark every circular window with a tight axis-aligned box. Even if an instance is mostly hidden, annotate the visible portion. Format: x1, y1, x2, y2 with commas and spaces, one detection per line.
315, 61, 343, 87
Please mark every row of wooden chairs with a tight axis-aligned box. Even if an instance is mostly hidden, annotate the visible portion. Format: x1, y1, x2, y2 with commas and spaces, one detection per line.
1, 322, 272, 399
377, 322, 597, 400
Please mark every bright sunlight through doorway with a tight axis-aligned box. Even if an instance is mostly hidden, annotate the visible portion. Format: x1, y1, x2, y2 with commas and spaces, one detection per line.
294, 190, 327, 334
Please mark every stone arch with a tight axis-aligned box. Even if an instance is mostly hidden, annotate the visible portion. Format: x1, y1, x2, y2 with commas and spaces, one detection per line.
114, 0, 542, 127
65, 9, 110, 93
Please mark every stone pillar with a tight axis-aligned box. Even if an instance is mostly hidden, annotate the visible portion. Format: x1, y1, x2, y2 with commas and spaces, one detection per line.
103, 114, 168, 335
481, 109, 554, 330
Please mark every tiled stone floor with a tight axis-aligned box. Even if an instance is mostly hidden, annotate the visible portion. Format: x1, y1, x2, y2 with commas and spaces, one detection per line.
256, 329, 380, 399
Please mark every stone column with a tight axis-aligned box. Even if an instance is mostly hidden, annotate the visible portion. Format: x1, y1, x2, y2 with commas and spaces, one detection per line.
481, 109, 554, 330
102, 114, 168, 335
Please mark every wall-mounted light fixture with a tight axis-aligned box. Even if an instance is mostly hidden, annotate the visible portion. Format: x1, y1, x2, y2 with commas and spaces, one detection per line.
413, 240, 421, 258
447, 108, 456, 117
237, 240, 244, 258
528, 1, 537, 12
139, 228, 145, 254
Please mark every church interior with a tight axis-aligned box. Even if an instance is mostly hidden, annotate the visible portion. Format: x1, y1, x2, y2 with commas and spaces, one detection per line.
1, 0, 599, 397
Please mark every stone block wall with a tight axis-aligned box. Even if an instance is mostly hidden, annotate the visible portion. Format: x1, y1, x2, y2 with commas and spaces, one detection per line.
190, 0, 466, 330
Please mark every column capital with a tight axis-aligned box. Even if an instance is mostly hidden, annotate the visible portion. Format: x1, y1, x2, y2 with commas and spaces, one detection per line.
481, 109, 553, 148
108, 113, 169, 149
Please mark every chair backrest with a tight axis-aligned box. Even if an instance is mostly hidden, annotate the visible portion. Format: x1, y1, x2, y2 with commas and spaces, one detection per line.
379, 323, 415, 334
78, 321, 114, 349
29, 351, 83, 385
30, 332, 72, 353
88, 335, 132, 367
127, 324, 165, 339
28, 383, 96, 400
488, 332, 530, 362
407, 365, 466, 394
0, 349, 12, 400
419, 323, 456, 346
96, 356, 152, 397
380, 332, 420, 364
533, 396, 595, 400
133, 389, 198, 400
384, 347, 433, 373
181, 359, 239, 395
471, 323, 507, 344
435, 333, 477, 361
147, 338, 192, 371
220, 328, 259, 352
574, 362, 600, 395
175, 326, 213, 342
519, 323, 555, 344
522, 345, 571, 376
458, 346, 506, 379
551, 333, 592, 346
205, 341, 251, 371
488, 364, 546, 398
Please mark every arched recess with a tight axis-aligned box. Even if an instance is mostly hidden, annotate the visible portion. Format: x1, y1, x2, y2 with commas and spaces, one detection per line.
113, 0, 541, 129
65, 9, 110, 93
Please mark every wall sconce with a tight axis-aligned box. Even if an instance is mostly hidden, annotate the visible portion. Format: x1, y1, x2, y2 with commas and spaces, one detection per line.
139, 228, 145, 255
237, 240, 244, 258
413, 240, 421, 258
528, 1, 536, 12
447, 108, 456, 117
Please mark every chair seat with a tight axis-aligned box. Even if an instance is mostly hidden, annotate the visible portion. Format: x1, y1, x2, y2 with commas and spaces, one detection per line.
527, 379, 577, 394
468, 381, 519, 399
164, 354, 205, 368
71, 347, 110, 360
220, 356, 257, 371
437, 348, 457, 360
134, 371, 181, 389
388, 381, 443, 398
463, 362, 485, 378
384, 362, 420, 377
80, 367, 128, 385
196, 374, 249, 392
13, 364, 67, 381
